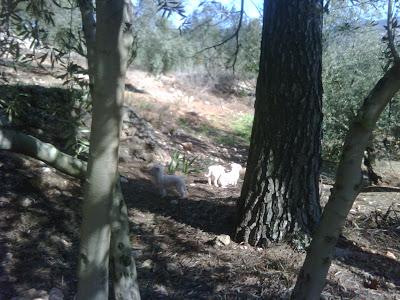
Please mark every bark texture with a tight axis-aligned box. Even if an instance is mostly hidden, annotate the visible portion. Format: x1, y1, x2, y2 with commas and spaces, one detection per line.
111, 179, 141, 299
291, 64, 400, 299
235, 0, 323, 246
77, 0, 96, 88
0, 128, 86, 178
76, 0, 134, 299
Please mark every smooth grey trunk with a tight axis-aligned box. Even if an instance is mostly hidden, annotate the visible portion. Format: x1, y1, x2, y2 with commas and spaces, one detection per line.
0, 128, 86, 178
76, 0, 133, 299
77, 0, 140, 298
291, 63, 400, 299
235, 0, 323, 246
110, 179, 141, 299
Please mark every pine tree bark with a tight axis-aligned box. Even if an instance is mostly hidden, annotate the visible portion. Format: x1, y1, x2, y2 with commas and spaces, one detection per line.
76, 0, 135, 299
235, 0, 323, 246
291, 63, 400, 299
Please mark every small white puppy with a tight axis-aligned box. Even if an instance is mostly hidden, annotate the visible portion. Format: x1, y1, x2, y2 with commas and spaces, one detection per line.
205, 165, 225, 187
150, 164, 188, 199
218, 163, 242, 187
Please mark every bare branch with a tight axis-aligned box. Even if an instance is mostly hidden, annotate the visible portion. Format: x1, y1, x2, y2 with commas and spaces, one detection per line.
195, 0, 245, 72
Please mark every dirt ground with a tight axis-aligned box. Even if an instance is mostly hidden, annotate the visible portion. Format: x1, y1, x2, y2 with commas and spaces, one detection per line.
0, 62, 399, 299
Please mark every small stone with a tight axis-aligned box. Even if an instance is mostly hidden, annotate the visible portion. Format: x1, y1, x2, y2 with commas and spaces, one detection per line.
170, 200, 178, 205
166, 262, 179, 273
158, 242, 169, 251
131, 249, 143, 258
181, 142, 193, 151
5, 252, 13, 261
387, 282, 396, 289
19, 289, 48, 299
141, 259, 153, 269
49, 287, 63, 300
386, 251, 396, 260
154, 284, 168, 296
41, 167, 52, 173
216, 234, 231, 246
20, 197, 34, 208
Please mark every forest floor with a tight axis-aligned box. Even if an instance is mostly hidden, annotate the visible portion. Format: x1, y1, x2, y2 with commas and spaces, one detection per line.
0, 61, 399, 299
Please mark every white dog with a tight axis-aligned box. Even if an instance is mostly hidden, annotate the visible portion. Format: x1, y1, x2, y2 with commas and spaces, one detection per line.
218, 163, 242, 187
205, 165, 225, 187
150, 164, 188, 199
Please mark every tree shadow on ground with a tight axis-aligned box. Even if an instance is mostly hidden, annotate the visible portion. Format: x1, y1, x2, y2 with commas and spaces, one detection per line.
0, 152, 81, 299
133, 220, 290, 299
335, 236, 400, 286
122, 178, 237, 237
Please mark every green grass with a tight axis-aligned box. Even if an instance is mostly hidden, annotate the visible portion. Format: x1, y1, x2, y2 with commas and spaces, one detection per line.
232, 114, 254, 142
178, 114, 254, 147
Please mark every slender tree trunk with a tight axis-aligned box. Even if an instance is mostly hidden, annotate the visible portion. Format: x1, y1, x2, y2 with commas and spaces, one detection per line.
76, 0, 133, 298
77, 0, 96, 90
235, 0, 323, 246
291, 63, 400, 299
77, 0, 140, 298
110, 179, 141, 299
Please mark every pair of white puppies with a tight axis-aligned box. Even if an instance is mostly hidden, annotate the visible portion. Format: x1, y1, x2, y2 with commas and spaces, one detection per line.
149, 164, 188, 199
205, 163, 242, 188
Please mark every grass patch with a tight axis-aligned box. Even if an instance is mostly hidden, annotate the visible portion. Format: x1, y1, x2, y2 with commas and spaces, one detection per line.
232, 114, 253, 142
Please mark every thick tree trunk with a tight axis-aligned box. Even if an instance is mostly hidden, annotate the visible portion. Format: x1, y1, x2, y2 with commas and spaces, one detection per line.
235, 0, 323, 246
76, 0, 134, 299
0, 128, 86, 178
291, 63, 400, 299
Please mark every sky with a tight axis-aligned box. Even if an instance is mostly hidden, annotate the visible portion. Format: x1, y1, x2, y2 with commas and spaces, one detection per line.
185, 0, 263, 19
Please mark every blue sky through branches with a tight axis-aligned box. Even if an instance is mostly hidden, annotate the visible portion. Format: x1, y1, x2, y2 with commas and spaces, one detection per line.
185, 0, 263, 19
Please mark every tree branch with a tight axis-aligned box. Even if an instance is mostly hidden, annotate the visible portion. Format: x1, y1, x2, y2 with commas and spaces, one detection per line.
195, 0, 245, 72
0, 128, 87, 179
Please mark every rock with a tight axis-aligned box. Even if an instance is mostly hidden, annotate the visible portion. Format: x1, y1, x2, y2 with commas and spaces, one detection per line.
41, 167, 52, 173
131, 249, 143, 258
387, 282, 396, 289
217, 234, 231, 246
181, 142, 193, 151
159, 242, 169, 251
386, 251, 397, 260
49, 288, 63, 300
141, 259, 153, 269
17, 289, 48, 300
154, 284, 169, 296
170, 199, 178, 205
166, 262, 181, 274
20, 196, 34, 208
209, 234, 231, 247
